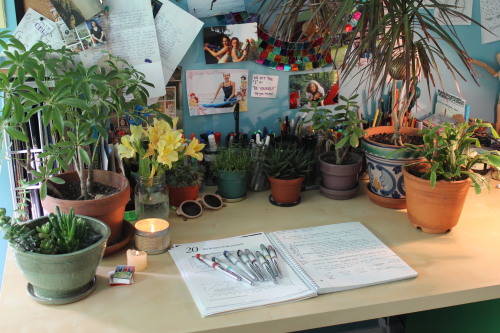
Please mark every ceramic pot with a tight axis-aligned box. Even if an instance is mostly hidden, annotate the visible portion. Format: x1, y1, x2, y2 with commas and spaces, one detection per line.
41, 170, 130, 243
319, 151, 363, 199
12, 215, 110, 304
217, 170, 249, 201
268, 176, 304, 205
403, 166, 471, 233
360, 126, 423, 209
167, 184, 200, 207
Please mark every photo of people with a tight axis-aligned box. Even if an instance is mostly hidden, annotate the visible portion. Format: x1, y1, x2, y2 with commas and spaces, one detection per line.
203, 23, 258, 64
49, 0, 103, 29
289, 71, 339, 109
186, 69, 249, 116
187, 0, 245, 19
87, 18, 106, 46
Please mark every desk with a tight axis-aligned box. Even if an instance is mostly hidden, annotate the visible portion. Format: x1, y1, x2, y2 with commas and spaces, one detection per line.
1, 182, 500, 333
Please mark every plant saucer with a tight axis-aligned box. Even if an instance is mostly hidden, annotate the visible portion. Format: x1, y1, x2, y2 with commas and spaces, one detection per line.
27, 277, 96, 305
269, 194, 301, 207
104, 221, 134, 257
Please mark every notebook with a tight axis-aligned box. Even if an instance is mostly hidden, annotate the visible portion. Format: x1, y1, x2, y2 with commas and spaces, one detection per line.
169, 222, 417, 317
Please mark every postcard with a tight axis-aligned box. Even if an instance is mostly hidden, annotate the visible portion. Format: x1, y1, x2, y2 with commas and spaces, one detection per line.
289, 71, 339, 109
203, 23, 258, 64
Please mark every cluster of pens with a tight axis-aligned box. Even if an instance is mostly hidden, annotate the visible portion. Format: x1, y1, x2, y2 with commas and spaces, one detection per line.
278, 114, 308, 137
249, 132, 271, 191
194, 244, 282, 286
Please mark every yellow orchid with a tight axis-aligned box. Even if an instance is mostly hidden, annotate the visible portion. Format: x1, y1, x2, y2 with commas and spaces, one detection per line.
184, 138, 205, 161
117, 135, 137, 159
157, 143, 179, 169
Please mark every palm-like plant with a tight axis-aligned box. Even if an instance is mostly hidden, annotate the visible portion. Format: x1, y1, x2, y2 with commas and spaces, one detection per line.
257, 0, 481, 145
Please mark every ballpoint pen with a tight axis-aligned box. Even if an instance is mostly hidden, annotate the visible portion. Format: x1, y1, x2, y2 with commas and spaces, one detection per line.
260, 244, 277, 277
267, 245, 282, 278
255, 251, 277, 284
195, 254, 241, 282
224, 250, 259, 281
244, 249, 267, 281
212, 256, 253, 285
237, 250, 264, 281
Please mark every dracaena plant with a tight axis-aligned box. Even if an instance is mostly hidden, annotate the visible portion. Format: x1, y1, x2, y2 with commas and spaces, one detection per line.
257, 0, 482, 145
394, 119, 500, 193
0, 31, 161, 201
301, 94, 366, 165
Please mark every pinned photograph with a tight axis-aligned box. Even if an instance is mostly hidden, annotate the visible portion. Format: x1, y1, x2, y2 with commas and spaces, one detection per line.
289, 71, 339, 109
49, 0, 104, 29
203, 23, 258, 64
187, 0, 245, 19
187, 69, 249, 116
86, 16, 106, 46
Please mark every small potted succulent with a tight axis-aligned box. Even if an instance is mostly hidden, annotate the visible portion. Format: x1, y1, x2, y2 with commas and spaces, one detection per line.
263, 143, 315, 206
212, 145, 252, 201
301, 94, 366, 199
393, 119, 500, 233
0, 207, 110, 304
165, 164, 205, 207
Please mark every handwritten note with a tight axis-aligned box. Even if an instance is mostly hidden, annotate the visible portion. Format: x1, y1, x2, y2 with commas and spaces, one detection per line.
13, 8, 64, 49
155, 1, 203, 83
251, 74, 278, 98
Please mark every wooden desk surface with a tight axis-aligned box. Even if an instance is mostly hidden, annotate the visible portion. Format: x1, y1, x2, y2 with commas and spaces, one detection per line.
1, 181, 500, 333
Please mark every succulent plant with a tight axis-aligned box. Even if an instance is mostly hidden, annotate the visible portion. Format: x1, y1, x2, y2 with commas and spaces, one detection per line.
263, 144, 315, 180
165, 164, 205, 188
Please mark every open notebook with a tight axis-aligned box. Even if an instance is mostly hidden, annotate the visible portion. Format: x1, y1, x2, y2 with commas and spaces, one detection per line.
169, 222, 417, 317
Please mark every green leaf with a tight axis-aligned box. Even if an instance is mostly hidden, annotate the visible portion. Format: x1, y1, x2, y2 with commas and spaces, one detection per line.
350, 135, 359, 148
49, 177, 65, 185
5, 127, 28, 142
61, 98, 93, 112
78, 147, 91, 166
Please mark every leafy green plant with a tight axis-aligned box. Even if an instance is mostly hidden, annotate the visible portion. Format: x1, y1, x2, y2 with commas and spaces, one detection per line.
263, 144, 315, 179
301, 94, 366, 165
0, 207, 101, 254
0, 31, 164, 201
212, 146, 252, 173
393, 119, 500, 193
165, 164, 205, 188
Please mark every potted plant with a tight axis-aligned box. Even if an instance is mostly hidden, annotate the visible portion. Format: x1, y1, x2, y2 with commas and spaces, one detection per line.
257, 1, 482, 207
0, 32, 159, 242
393, 119, 500, 233
301, 94, 366, 199
165, 163, 205, 207
263, 143, 315, 206
212, 145, 252, 201
118, 118, 205, 218
0, 206, 110, 304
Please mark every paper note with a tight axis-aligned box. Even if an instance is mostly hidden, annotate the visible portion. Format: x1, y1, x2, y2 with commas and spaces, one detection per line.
187, 0, 245, 19
434, 0, 472, 26
251, 74, 278, 98
103, 0, 165, 99
13, 8, 65, 49
480, 0, 500, 44
155, 1, 203, 83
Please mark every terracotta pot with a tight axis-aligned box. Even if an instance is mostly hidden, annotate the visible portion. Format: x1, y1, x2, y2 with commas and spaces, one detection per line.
403, 166, 471, 233
360, 126, 424, 208
268, 177, 304, 205
319, 151, 363, 199
41, 170, 130, 243
167, 184, 200, 207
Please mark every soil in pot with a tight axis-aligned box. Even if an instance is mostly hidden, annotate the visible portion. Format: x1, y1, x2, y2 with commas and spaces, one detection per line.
369, 133, 424, 145
49, 181, 120, 200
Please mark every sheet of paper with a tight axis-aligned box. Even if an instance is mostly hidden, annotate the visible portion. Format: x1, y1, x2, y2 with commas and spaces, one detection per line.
434, 89, 466, 119
13, 8, 65, 49
187, 0, 245, 19
251, 74, 278, 98
480, 0, 500, 44
434, 0, 472, 26
103, 0, 165, 99
155, 1, 203, 83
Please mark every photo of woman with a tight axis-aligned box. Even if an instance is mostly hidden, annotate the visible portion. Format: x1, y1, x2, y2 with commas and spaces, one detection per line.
305, 80, 325, 106
212, 73, 236, 105
289, 72, 339, 109
88, 19, 106, 46
204, 35, 231, 63
203, 23, 258, 64
231, 37, 249, 62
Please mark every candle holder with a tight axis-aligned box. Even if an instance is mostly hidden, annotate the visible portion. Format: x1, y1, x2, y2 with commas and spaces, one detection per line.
134, 219, 171, 254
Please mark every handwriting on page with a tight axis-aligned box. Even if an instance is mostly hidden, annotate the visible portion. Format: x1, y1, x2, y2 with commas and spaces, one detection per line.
251, 75, 278, 98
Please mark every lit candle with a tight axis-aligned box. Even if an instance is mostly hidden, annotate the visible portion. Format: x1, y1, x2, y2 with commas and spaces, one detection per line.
126, 249, 148, 272
134, 219, 171, 254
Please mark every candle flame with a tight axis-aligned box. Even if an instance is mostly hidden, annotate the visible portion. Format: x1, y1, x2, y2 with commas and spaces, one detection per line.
135, 250, 140, 256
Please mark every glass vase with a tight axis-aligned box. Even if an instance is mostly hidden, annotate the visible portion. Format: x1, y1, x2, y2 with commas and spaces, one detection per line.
134, 173, 170, 220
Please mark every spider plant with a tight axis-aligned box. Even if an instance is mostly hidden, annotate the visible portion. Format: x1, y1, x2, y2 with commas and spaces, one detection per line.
257, 0, 483, 145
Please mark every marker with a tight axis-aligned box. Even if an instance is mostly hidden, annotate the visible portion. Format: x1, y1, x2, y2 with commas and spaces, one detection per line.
244, 249, 267, 281
255, 251, 277, 284
267, 245, 282, 278
195, 254, 240, 282
212, 257, 253, 285
237, 250, 264, 281
223, 250, 258, 281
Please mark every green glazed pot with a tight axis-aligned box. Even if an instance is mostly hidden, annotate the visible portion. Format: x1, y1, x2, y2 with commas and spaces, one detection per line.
11, 215, 110, 304
217, 170, 249, 201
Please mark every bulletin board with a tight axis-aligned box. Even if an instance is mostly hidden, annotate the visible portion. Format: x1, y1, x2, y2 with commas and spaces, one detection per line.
19, 0, 52, 18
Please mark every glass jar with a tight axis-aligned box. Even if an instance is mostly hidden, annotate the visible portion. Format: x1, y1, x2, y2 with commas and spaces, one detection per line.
134, 173, 170, 220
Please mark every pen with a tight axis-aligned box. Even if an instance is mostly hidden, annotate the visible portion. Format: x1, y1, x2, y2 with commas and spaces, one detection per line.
224, 250, 259, 281
267, 245, 282, 278
195, 254, 241, 282
244, 249, 267, 281
260, 244, 276, 277
237, 250, 264, 281
212, 257, 253, 285
255, 251, 277, 284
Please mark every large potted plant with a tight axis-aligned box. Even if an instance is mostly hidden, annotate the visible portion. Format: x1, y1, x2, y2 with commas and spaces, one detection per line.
394, 119, 500, 233
0, 207, 110, 304
165, 164, 205, 207
263, 144, 315, 206
257, 1, 482, 207
0, 32, 159, 242
301, 94, 366, 199
212, 146, 252, 201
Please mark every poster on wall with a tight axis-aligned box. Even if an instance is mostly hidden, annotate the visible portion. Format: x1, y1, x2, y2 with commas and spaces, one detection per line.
203, 23, 258, 64
187, 69, 249, 116
289, 71, 339, 109
187, 0, 245, 19
480, 0, 500, 44
434, 0, 472, 26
